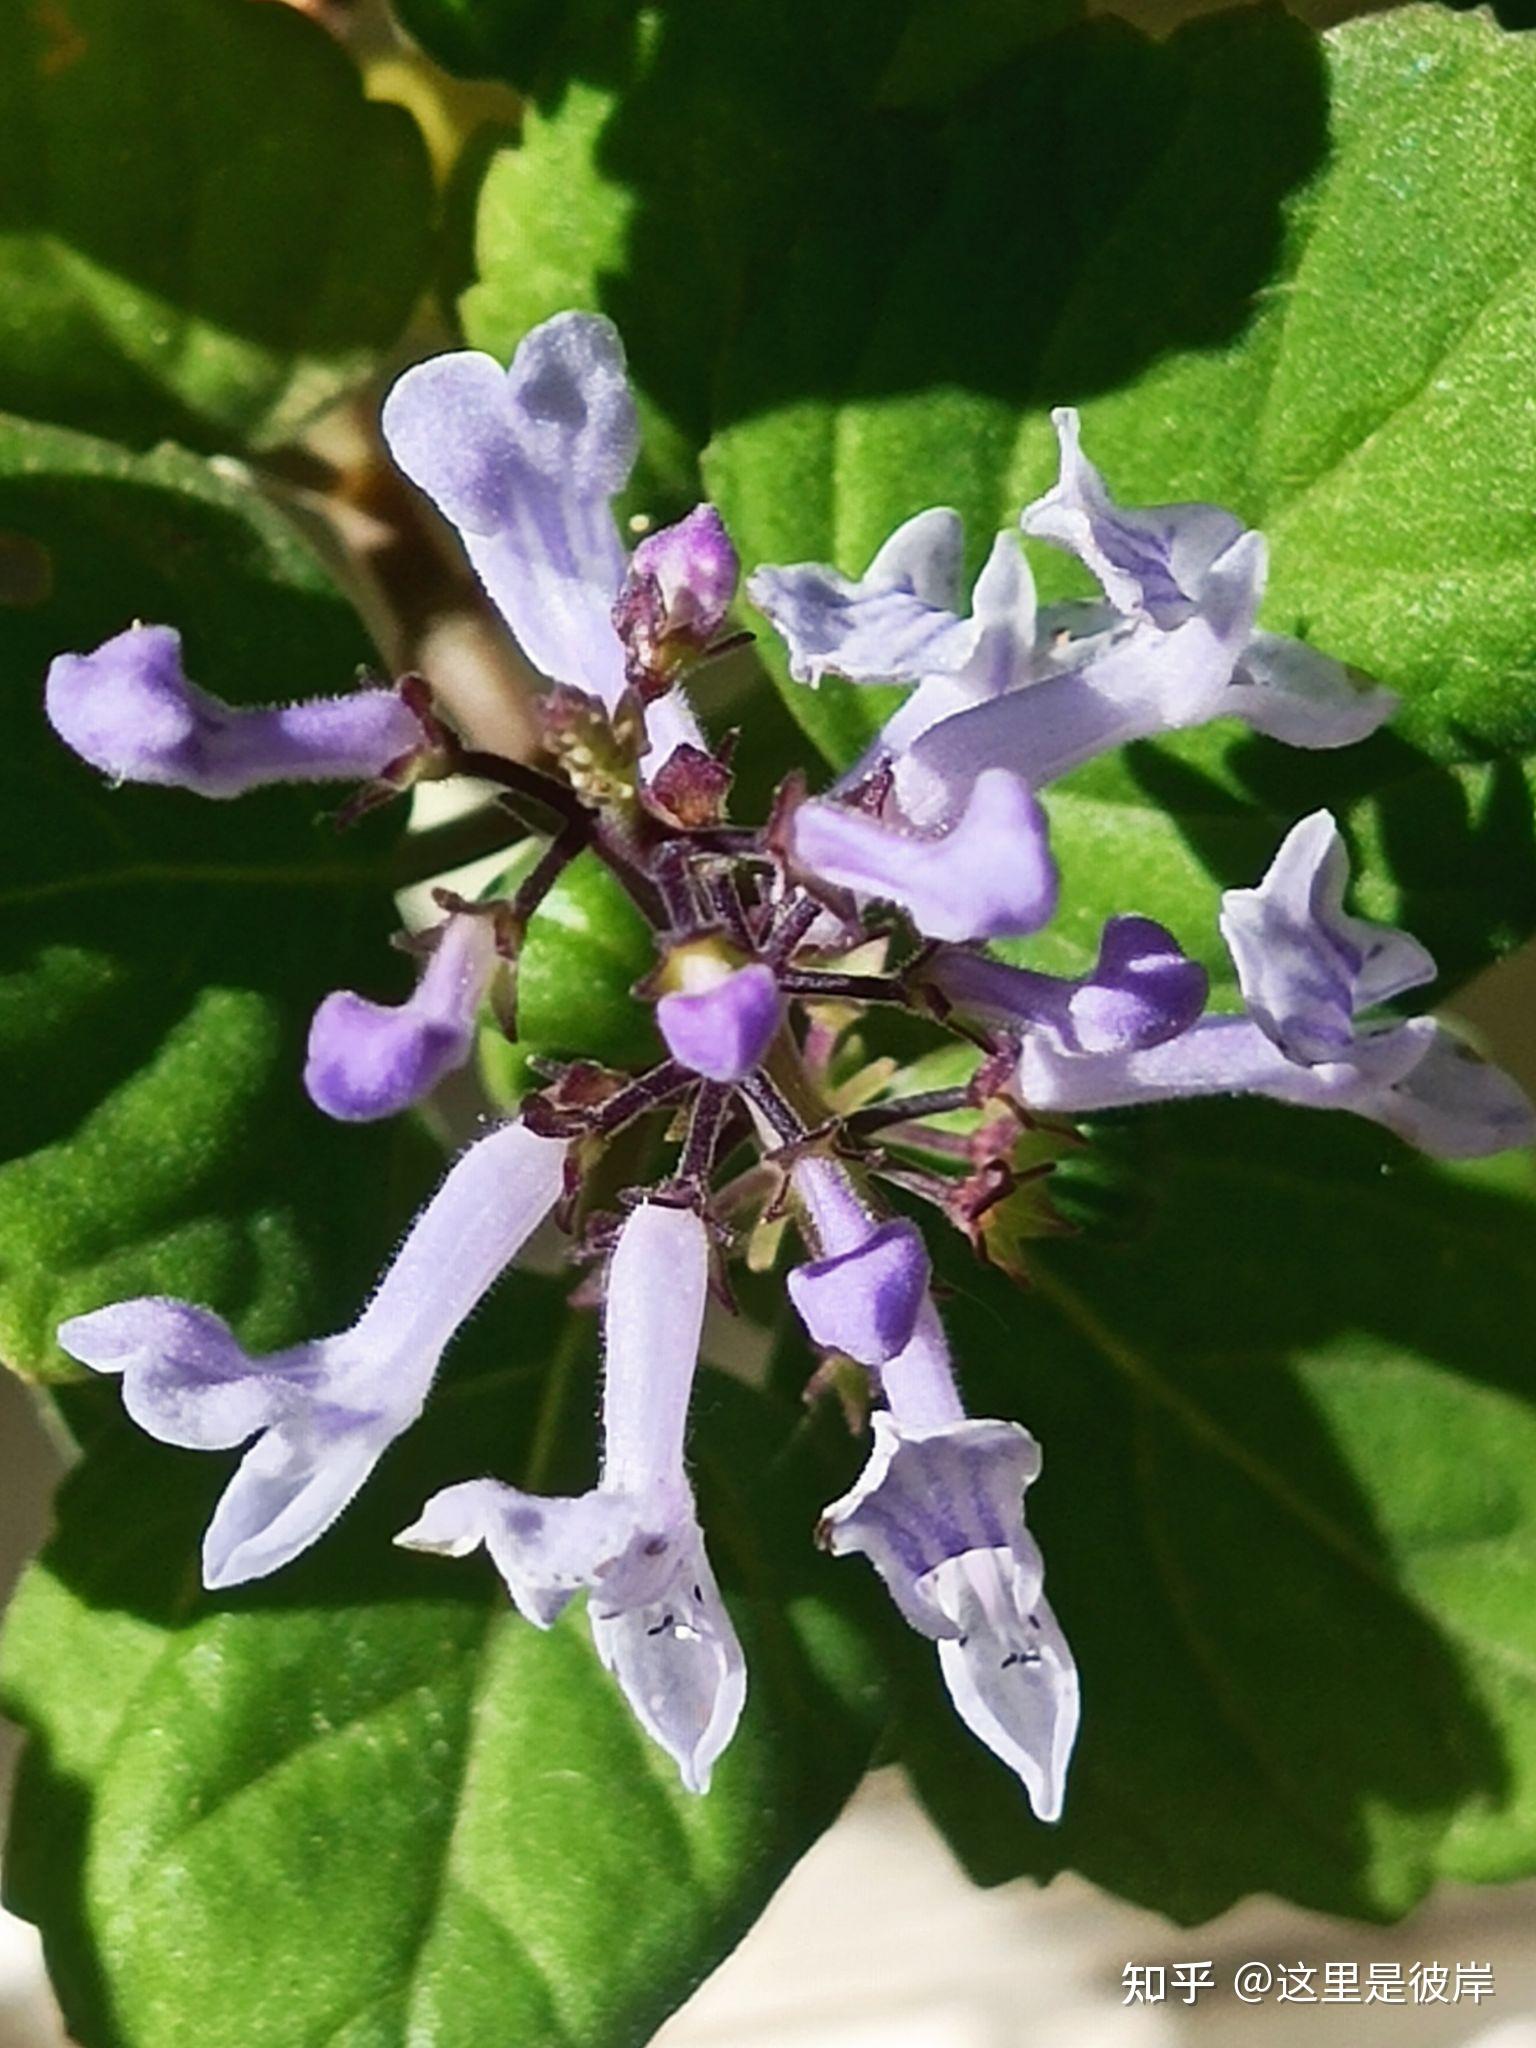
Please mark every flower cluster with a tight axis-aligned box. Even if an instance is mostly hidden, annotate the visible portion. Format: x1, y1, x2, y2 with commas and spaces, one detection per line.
45, 313, 1532, 1815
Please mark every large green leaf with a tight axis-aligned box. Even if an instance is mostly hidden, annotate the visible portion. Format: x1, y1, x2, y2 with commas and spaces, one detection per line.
1, 1276, 887, 2048
0, 414, 411, 1378
892, 1099, 1536, 1922
0, 0, 433, 453
706, 4, 1536, 998
462, 3, 1536, 997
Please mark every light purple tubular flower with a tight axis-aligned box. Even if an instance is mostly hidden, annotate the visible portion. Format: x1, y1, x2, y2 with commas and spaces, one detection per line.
380, 313, 705, 769
929, 914, 1208, 1055
749, 515, 1045, 764
57, 1122, 568, 1589
890, 530, 1268, 828
786, 1157, 930, 1365
45, 624, 421, 799
656, 961, 782, 1083
753, 413, 1396, 831
790, 768, 1058, 943
1218, 808, 1434, 1069
1023, 408, 1246, 624
822, 1298, 1079, 1820
1020, 407, 1400, 749
306, 910, 503, 1122
750, 508, 989, 686
398, 1201, 746, 1792
1017, 811, 1535, 1159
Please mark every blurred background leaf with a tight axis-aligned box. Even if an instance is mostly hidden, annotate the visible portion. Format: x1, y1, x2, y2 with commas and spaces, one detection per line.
392, 0, 645, 93
0, 0, 433, 452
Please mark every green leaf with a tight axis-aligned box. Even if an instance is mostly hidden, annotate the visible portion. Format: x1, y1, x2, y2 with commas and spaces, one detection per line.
892, 1098, 1536, 1922
874, 0, 1085, 107
517, 851, 661, 1067
457, 0, 958, 519
0, 412, 410, 1378
1, 1278, 887, 2048
0, 0, 433, 452
469, 840, 661, 1098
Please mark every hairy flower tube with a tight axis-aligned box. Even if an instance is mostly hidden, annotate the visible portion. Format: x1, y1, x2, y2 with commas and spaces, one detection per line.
58, 1123, 568, 1587
398, 1199, 746, 1791
45, 623, 426, 798
45, 309, 1535, 1816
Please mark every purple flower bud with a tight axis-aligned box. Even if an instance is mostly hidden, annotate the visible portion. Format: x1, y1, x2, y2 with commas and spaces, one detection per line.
789, 1221, 930, 1365
787, 1158, 929, 1366
656, 961, 782, 1083
58, 1121, 568, 1588
929, 914, 1207, 1056
790, 768, 1058, 943
628, 504, 739, 646
45, 625, 422, 798
305, 911, 501, 1122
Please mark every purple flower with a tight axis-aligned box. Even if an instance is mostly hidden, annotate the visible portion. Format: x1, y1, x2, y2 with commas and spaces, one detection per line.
305, 908, 503, 1122
890, 529, 1269, 827
1010, 407, 1399, 746
928, 914, 1208, 1055
1217, 808, 1434, 1069
46, 624, 422, 798
1017, 812, 1535, 1158
1022, 407, 1247, 625
751, 410, 1395, 830
656, 961, 783, 1083
749, 512, 1035, 721
787, 1157, 930, 1366
822, 1297, 1078, 1820
381, 314, 711, 771
57, 1122, 568, 1588
789, 768, 1058, 942
398, 1200, 746, 1792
